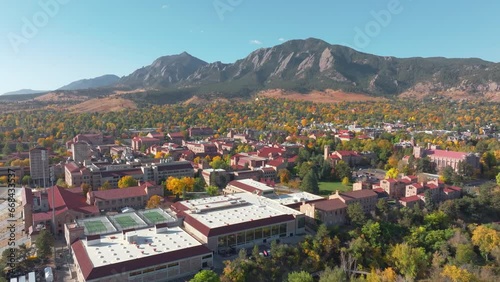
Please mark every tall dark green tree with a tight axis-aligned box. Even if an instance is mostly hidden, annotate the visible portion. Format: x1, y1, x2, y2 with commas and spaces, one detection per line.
35, 229, 54, 260
300, 170, 319, 194
346, 202, 366, 226
333, 161, 352, 182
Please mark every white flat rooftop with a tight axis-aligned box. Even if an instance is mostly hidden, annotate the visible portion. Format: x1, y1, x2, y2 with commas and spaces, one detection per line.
230, 179, 275, 193
269, 192, 324, 206
181, 193, 301, 229
84, 226, 203, 268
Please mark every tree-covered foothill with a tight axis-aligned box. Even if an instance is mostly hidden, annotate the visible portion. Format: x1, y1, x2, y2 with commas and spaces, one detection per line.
220, 180, 500, 282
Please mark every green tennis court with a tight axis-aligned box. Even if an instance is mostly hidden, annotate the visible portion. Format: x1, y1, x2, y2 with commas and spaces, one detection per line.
142, 211, 166, 224
84, 221, 107, 234
114, 215, 138, 229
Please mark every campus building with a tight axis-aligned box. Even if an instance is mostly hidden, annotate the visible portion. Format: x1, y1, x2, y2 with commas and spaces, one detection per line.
223, 179, 276, 197
68, 213, 213, 282
300, 199, 348, 227
171, 193, 306, 253
65, 160, 194, 189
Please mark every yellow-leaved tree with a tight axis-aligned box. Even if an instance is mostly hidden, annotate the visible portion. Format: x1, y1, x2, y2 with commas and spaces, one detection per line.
146, 195, 162, 209
471, 224, 500, 260
166, 176, 195, 197
440, 265, 476, 282
385, 168, 399, 179
118, 175, 138, 188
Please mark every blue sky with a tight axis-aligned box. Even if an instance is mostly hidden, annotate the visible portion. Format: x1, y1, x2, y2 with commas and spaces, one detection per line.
1, 0, 499, 94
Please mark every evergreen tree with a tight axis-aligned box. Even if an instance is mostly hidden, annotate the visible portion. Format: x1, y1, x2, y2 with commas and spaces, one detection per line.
300, 170, 319, 194
35, 229, 54, 260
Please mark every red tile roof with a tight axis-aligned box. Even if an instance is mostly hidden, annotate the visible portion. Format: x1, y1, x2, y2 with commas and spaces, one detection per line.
399, 195, 421, 202
91, 183, 156, 201
72, 239, 211, 281
409, 183, 423, 189
335, 150, 359, 157
267, 158, 286, 167
426, 183, 439, 189
257, 147, 285, 158
427, 149, 468, 159
64, 162, 80, 172
168, 132, 184, 138
313, 199, 347, 212
133, 136, 160, 142
338, 190, 377, 201
32, 186, 99, 222
444, 186, 462, 193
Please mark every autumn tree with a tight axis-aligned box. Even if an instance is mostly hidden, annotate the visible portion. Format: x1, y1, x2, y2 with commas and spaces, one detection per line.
471, 224, 500, 260
99, 181, 112, 190
166, 176, 195, 197
154, 152, 165, 159
146, 195, 162, 209
278, 168, 291, 184
365, 268, 398, 282
342, 176, 350, 186
390, 243, 428, 281
118, 176, 138, 188
209, 156, 229, 170
440, 265, 476, 282
385, 168, 399, 179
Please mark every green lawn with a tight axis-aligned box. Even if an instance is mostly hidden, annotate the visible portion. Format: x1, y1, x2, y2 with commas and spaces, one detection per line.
84, 221, 107, 234
115, 215, 138, 229
142, 211, 166, 224
318, 182, 352, 196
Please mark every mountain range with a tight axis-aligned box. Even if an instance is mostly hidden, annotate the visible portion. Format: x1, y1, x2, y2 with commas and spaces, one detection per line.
2, 89, 48, 95
5, 38, 500, 101
116, 38, 500, 100
58, 74, 120, 91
